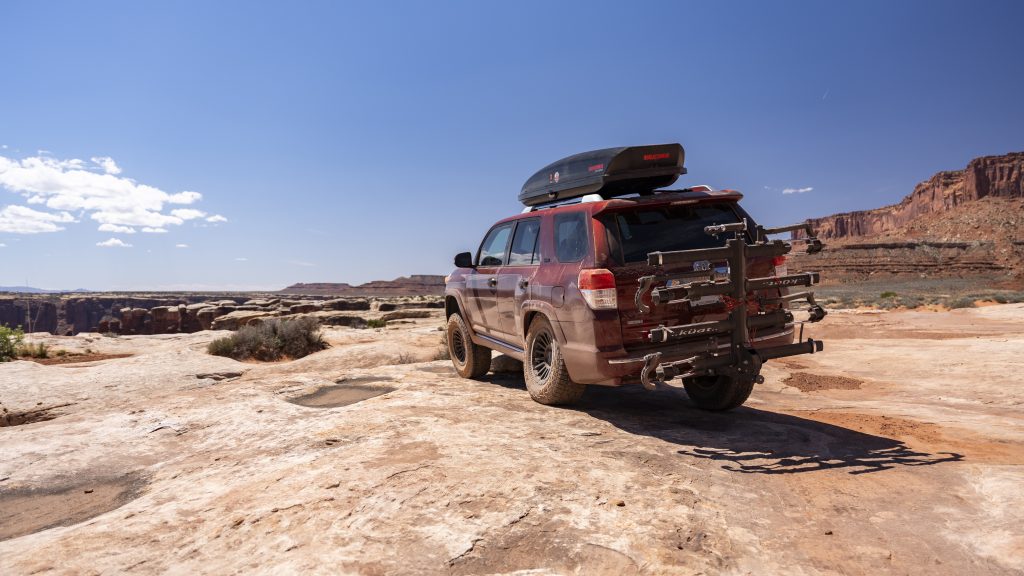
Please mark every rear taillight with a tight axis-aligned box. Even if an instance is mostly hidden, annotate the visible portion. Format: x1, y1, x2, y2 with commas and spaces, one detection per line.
772, 255, 787, 277
578, 268, 617, 310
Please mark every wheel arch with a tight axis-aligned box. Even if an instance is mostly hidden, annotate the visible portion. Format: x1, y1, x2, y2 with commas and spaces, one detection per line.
520, 302, 568, 345
445, 294, 461, 319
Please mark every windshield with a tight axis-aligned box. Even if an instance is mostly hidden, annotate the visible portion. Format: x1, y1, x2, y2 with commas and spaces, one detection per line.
603, 202, 745, 264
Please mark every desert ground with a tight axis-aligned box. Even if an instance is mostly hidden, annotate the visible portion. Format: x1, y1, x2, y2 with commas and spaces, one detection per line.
1, 305, 1023, 575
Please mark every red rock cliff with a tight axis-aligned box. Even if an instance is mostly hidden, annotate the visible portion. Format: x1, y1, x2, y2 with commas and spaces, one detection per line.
804, 152, 1024, 240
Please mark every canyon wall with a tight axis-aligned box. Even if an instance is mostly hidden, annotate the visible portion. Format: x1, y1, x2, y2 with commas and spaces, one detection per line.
0, 295, 249, 335
804, 152, 1024, 241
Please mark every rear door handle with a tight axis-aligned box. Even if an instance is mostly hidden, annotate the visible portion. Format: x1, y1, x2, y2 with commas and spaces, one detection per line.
488, 277, 497, 287
518, 279, 529, 289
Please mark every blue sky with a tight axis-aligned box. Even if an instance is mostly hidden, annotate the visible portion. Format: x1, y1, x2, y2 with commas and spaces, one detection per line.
1, 0, 1022, 290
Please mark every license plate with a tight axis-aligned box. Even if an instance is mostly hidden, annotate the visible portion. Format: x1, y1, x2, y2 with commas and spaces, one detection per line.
666, 279, 722, 307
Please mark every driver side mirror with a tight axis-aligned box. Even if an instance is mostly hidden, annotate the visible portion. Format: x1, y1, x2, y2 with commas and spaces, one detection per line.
454, 251, 475, 268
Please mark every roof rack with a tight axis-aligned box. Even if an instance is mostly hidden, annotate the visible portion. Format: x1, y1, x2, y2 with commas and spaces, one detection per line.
521, 193, 605, 213
520, 185, 719, 213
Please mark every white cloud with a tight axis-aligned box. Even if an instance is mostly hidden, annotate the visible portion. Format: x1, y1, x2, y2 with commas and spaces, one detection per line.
206, 214, 227, 223
0, 205, 76, 234
167, 191, 202, 204
98, 223, 136, 234
234, 257, 248, 261
0, 243, 6, 247
0, 153, 225, 234
170, 208, 205, 220
782, 187, 814, 195
288, 260, 315, 267
175, 243, 189, 248
142, 227, 167, 233
97, 237, 132, 248
90, 156, 122, 175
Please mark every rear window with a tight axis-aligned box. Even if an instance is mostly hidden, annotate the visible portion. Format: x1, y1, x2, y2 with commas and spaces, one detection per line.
604, 203, 743, 263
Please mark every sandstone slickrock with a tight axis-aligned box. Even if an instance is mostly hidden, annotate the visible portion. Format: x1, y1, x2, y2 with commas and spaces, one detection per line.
381, 310, 435, 322
2, 306, 1024, 573
293, 311, 369, 328
210, 311, 278, 331
289, 303, 321, 314
322, 298, 371, 311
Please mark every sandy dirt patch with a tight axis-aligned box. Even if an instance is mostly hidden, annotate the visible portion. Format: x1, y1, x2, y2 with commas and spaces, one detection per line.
783, 372, 863, 392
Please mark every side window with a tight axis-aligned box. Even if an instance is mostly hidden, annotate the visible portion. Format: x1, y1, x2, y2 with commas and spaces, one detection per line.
477, 223, 513, 267
507, 218, 541, 266
554, 212, 588, 263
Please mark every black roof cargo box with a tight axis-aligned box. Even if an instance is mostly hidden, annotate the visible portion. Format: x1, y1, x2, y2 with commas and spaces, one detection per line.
519, 143, 685, 207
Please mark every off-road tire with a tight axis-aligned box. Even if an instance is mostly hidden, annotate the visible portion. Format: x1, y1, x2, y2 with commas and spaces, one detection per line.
447, 314, 491, 379
683, 375, 753, 411
523, 316, 586, 405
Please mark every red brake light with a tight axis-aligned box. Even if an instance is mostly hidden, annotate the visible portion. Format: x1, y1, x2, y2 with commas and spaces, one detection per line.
579, 268, 616, 290
772, 255, 786, 267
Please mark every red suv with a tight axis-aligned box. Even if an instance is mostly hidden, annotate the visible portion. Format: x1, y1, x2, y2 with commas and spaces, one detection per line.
444, 144, 825, 410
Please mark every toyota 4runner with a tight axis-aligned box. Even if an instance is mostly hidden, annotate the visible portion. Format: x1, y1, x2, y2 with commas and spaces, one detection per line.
444, 143, 826, 410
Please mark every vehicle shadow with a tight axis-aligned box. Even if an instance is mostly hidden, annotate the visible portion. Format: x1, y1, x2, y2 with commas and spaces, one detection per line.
477, 372, 528, 390
574, 385, 963, 475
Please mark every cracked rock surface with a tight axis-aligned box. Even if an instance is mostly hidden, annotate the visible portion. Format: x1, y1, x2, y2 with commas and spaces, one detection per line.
2, 306, 1023, 574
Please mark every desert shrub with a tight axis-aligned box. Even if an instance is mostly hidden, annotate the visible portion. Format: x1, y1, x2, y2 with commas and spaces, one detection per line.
20, 342, 49, 359
1002, 291, 1024, 303
875, 298, 899, 310
0, 325, 24, 362
207, 336, 238, 357
899, 296, 924, 309
395, 351, 417, 364
948, 297, 976, 309
208, 317, 326, 361
880, 291, 898, 299
366, 318, 387, 329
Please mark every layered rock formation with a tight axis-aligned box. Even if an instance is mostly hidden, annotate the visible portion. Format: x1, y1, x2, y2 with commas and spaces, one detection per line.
0, 293, 441, 336
1, 296, 190, 335
281, 275, 445, 297
792, 152, 1024, 281
803, 152, 1024, 241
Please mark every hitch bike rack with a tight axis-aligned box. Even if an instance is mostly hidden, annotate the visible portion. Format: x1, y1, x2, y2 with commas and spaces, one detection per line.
633, 219, 827, 390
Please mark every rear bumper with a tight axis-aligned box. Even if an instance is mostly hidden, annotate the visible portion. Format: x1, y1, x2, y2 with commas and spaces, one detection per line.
562, 326, 796, 386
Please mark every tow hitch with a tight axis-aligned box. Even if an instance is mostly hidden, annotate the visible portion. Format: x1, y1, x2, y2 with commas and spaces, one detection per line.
635, 220, 827, 390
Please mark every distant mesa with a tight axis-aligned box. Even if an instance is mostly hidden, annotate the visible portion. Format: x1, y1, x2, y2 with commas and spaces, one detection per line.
0, 286, 91, 294
792, 151, 1024, 280
280, 275, 445, 297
